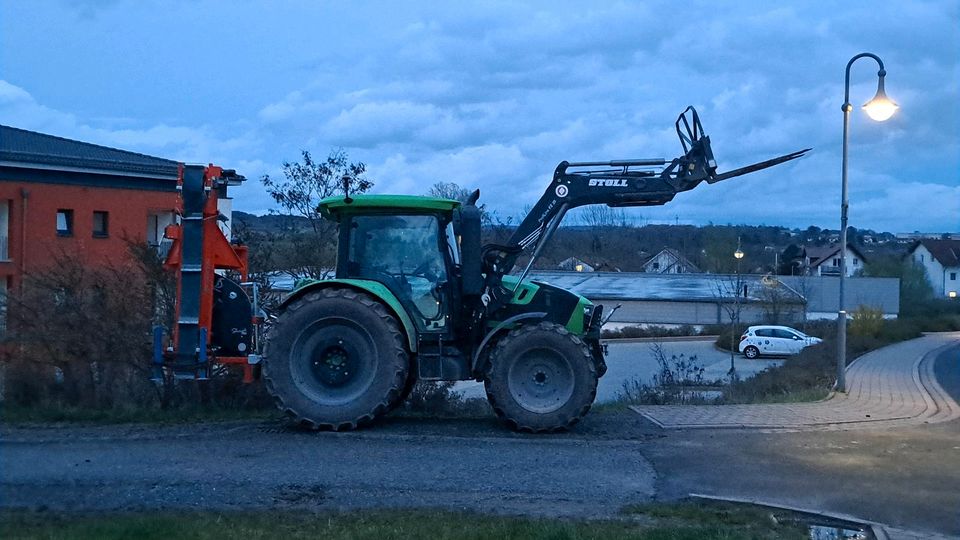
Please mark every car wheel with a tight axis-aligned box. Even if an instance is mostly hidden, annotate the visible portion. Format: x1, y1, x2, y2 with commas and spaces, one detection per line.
743, 345, 760, 359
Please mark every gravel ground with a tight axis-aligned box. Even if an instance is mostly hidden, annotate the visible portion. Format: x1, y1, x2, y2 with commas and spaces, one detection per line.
0, 411, 660, 518
3, 344, 958, 536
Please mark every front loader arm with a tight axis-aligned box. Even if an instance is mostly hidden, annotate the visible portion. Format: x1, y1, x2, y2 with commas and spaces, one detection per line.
493, 106, 809, 276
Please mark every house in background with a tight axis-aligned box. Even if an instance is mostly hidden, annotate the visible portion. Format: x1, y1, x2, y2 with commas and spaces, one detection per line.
641, 248, 700, 274
0, 125, 243, 329
906, 239, 960, 298
557, 256, 594, 272
802, 243, 866, 277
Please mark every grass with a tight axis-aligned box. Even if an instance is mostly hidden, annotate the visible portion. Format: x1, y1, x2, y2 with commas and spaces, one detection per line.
0, 503, 809, 540
0, 403, 277, 426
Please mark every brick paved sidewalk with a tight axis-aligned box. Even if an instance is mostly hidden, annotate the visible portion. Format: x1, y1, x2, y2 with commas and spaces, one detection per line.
630, 333, 960, 431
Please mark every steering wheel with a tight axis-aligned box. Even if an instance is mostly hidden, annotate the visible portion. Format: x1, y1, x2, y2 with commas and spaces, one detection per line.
410, 261, 438, 282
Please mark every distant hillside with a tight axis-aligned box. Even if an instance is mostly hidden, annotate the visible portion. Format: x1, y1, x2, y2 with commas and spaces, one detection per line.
231, 210, 913, 274
233, 211, 311, 233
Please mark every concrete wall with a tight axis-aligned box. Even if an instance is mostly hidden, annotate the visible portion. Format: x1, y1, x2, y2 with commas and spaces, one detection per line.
594, 298, 804, 326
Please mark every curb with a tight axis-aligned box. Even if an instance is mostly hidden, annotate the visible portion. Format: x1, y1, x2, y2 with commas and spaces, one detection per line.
601, 335, 719, 344
688, 493, 896, 540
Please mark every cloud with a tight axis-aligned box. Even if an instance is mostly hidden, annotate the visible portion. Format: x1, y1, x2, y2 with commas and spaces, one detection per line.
0, 0, 956, 234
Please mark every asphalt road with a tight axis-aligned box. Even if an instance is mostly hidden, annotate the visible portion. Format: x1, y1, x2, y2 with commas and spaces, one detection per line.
3, 410, 959, 535
3, 344, 959, 535
453, 340, 783, 403
0, 414, 659, 518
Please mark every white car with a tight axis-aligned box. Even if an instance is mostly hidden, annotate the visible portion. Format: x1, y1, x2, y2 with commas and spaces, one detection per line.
738, 325, 822, 359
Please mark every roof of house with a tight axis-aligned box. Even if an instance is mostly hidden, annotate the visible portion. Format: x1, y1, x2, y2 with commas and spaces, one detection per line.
805, 243, 867, 266
0, 125, 179, 177
530, 271, 803, 303
641, 248, 701, 273
909, 239, 960, 267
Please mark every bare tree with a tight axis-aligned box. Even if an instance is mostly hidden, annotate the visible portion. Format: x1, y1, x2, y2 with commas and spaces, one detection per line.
260, 149, 372, 280
713, 273, 746, 378
575, 205, 628, 254
756, 276, 797, 325
427, 181, 489, 223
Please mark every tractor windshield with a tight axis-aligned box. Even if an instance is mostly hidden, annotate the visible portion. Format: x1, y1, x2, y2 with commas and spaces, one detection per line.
347, 214, 447, 323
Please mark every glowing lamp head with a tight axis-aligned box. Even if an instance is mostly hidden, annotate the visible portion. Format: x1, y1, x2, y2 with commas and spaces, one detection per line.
734, 249, 745, 260
863, 74, 898, 121
949, 291, 957, 299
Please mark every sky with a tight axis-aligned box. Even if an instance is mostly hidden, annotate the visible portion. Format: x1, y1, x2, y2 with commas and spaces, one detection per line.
1, 0, 957, 233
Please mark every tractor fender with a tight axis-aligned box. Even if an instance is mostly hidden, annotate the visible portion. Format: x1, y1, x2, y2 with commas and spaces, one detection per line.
471, 311, 547, 378
279, 279, 419, 352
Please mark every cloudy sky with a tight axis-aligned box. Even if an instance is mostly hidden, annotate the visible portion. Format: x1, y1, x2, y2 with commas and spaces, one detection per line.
1, 1, 957, 232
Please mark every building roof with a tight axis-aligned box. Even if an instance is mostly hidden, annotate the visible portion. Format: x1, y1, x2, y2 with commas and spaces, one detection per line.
641, 248, 701, 273
805, 243, 867, 266
0, 125, 179, 177
909, 239, 960, 267
530, 271, 803, 304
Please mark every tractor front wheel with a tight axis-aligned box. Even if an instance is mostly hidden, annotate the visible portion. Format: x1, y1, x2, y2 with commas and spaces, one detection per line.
484, 322, 597, 433
262, 287, 409, 430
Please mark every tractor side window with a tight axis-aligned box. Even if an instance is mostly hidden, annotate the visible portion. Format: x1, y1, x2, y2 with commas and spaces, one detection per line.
348, 214, 446, 322
446, 221, 460, 266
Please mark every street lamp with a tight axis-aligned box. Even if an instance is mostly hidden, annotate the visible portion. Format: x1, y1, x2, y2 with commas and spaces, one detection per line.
837, 52, 897, 393
730, 239, 745, 377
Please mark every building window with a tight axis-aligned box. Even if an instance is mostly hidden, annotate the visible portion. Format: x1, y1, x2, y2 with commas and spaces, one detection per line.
833, 258, 840, 267
652, 261, 660, 271
93, 211, 109, 238
853, 258, 859, 266
951, 272, 957, 281
56, 209, 73, 237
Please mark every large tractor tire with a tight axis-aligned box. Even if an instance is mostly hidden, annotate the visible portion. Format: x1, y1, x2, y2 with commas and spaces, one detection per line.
484, 321, 598, 433
262, 287, 409, 430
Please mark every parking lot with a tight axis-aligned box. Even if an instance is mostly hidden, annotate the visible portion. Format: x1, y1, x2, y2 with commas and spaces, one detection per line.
454, 338, 784, 403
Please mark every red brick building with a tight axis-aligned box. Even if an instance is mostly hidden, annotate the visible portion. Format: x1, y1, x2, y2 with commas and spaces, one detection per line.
0, 126, 220, 317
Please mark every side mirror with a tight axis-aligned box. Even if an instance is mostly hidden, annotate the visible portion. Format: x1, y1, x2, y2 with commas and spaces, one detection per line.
458, 204, 483, 296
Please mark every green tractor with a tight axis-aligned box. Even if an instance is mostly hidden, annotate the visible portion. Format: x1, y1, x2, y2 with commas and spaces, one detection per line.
262, 107, 808, 432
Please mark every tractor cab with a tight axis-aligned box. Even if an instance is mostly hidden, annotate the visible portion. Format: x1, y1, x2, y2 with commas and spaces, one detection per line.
318, 195, 483, 340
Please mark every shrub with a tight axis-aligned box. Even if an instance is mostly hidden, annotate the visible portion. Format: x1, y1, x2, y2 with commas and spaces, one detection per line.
617, 342, 718, 405
602, 324, 699, 339
850, 305, 884, 338
713, 324, 749, 352
0, 243, 272, 417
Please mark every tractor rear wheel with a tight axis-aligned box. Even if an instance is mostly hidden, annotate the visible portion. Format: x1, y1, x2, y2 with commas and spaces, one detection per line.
262, 287, 409, 430
484, 321, 597, 433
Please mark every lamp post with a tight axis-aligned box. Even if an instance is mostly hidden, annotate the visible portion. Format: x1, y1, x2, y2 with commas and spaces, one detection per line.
837, 53, 897, 392
730, 238, 745, 377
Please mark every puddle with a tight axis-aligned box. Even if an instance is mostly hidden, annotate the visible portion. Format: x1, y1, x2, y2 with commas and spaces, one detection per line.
688, 496, 875, 540
808, 524, 870, 539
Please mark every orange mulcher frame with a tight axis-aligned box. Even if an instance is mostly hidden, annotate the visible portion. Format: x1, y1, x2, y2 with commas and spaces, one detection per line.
156, 164, 257, 383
